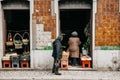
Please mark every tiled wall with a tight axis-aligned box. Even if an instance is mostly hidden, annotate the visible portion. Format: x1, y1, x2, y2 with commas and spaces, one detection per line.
95, 0, 120, 46
32, 0, 56, 39
32, 0, 56, 49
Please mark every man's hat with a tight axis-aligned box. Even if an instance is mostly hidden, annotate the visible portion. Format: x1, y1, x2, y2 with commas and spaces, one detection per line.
57, 35, 63, 41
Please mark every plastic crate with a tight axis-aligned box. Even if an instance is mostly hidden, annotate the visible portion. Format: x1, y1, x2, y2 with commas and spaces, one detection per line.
81, 60, 91, 68
2, 60, 11, 68
20, 60, 29, 68
11, 56, 19, 68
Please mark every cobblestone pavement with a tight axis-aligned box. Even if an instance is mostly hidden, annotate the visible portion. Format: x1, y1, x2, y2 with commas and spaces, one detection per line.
0, 69, 120, 80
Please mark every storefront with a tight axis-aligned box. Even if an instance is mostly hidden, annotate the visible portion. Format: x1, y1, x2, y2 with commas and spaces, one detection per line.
0, 0, 120, 71
0, 0, 32, 68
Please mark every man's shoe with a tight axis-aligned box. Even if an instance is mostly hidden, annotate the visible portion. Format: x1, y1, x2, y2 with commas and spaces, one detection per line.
55, 72, 61, 75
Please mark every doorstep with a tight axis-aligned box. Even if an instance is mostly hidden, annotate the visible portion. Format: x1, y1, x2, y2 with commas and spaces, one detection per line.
61, 65, 96, 71
0, 68, 50, 71
0, 65, 96, 71
0, 67, 96, 71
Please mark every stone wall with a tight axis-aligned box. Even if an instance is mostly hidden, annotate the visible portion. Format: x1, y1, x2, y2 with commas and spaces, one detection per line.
95, 0, 120, 46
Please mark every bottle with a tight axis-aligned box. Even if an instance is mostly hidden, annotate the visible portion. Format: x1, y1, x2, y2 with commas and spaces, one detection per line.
82, 47, 84, 56
9, 33, 12, 41
82, 47, 87, 56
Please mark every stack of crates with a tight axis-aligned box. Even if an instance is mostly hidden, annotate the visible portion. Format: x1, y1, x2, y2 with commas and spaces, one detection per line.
61, 51, 69, 69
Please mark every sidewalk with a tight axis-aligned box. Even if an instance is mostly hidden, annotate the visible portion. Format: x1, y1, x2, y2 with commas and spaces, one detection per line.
0, 69, 120, 80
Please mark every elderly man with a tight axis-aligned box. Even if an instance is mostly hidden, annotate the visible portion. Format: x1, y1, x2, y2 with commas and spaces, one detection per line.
52, 35, 63, 75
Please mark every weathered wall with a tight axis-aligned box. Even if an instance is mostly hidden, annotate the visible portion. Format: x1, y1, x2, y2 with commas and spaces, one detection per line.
33, 50, 53, 70
93, 50, 120, 71
33, 0, 56, 39
95, 0, 120, 46
32, 0, 55, 69
32, 0, 56, 50
93, 0, 120, 71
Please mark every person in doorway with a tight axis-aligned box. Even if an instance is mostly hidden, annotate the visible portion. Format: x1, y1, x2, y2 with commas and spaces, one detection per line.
52, 35, 63, 75
67, 31, 81, 66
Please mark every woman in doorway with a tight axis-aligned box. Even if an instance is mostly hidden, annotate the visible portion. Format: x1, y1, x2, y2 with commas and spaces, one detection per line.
67, 31, 81, 66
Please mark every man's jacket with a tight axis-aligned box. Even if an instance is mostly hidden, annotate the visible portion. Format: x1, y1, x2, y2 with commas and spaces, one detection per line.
52, 38, 62, 59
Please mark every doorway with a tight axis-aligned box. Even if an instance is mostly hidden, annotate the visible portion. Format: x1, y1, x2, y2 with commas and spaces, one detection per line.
59, 1, 92, 69
1, 0, 30, 68
4, 10, 29, 31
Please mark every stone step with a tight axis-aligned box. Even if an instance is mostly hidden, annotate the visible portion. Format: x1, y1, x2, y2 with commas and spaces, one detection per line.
34, 78, 120, 80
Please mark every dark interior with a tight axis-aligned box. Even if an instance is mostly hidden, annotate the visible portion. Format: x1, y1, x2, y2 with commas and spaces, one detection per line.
4, 10, 30, 41
60, 9, 91, 51
4, 10, 30, 31
4, 10, 30, 55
